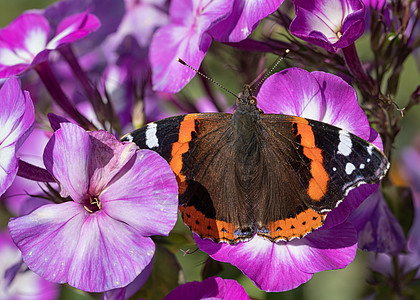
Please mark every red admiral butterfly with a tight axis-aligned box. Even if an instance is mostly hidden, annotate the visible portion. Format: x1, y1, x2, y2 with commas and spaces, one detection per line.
122, 84, 389, 244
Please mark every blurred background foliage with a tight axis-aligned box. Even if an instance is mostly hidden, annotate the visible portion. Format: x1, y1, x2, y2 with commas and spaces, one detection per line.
0, 1, 420, 300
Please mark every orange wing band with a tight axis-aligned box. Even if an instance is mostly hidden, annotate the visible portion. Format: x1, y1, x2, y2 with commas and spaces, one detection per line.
169, 114, 200, 194
296, 121, 329, 201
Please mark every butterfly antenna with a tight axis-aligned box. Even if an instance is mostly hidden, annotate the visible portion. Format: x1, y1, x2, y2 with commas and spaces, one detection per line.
251, 49, 290, 93
177, 58, 238, 99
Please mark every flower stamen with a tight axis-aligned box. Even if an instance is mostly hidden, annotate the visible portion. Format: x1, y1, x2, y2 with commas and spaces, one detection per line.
83, 196, 102, 213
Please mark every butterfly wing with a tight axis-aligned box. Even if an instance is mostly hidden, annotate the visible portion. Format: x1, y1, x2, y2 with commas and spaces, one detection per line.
254, 114, 389, 242
123, 113, 255, 243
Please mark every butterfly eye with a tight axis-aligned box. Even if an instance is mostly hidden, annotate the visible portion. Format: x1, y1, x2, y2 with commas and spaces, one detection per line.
250, 97, 257, 105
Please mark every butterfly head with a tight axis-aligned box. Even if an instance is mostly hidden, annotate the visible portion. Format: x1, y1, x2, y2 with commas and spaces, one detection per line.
236, 85, 258, 112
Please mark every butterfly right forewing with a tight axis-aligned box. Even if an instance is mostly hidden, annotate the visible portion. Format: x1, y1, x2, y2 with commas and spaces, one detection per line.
253, 114, 389, 242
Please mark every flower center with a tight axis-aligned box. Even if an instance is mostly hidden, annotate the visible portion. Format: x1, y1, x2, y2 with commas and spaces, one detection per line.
84, 195, 102, 213
336, 31, 343, 39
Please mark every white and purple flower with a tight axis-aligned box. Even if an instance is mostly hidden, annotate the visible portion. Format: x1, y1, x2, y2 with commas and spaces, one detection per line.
0, 12, 100, 78
8, 122, 178, 292
290, 0, 366, 52
0, 77, 34, 197
150, 0, 284, 93
208, 0, 285, 42
150, 0, 233, 93
195, 68, 383, 292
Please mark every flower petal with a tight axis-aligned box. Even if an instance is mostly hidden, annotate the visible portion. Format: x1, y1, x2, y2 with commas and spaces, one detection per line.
290, 0, 365, 52
101, 149, 178, 236
257, 68, 370, 139
164, 276, 250, 299
0, 78, 35, 147
311, 71, 370, 139
0, 78, 34, 196
0, 144, 19, 196
0, 13, 49, 67
0, 230, 59, 300
210, 0, 284, 42
349, 189, 405, 254
288, 221, 357, 274
150, 25, 210, 93
8, 202, 87, 285
196, 235, 313, 292
323, 183, 379, 229
46, 12, 101, 49
43, 123, 90, 202
87, 131, 137, 195
68, 210, 155, 292
150, 0, 232, 92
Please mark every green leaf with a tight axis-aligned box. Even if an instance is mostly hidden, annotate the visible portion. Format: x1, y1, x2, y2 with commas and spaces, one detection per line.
59, 285, 95, 300
133, 245, 181, 300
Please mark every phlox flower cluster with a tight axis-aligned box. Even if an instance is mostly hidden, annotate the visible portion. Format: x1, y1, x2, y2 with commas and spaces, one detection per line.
0, 0, 419, 299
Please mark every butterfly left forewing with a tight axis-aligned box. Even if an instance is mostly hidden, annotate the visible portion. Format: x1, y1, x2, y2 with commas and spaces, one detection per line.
254, 114, 389, 242
123, 113, 255, 243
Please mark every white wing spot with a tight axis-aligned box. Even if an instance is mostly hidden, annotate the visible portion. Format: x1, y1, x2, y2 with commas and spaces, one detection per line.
333, 167, 337, 172
367, 145, 374, 155
360, 163, 365, 169
145, 123, 159, 148
337, 130, 352, 156
367, 158, 371, 163
345, 163, 356, 175
125, 134, 133, 142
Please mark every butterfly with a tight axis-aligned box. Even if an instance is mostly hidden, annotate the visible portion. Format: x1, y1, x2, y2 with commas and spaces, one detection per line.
122, 84, 389, 244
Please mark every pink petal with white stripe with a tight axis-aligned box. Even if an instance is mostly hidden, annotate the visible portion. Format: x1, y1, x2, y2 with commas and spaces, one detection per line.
0, 77, 34, 196
43, 123, 90, 201
67, 210, 155, 292
101, 150, 178, 237
47, 12, 101, 49
210, 0, 284, 42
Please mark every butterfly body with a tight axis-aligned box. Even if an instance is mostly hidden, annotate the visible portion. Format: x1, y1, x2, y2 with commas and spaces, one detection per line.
122, 85, 389, 244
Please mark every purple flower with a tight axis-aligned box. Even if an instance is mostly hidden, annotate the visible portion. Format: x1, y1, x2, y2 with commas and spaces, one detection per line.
150, 0, 286, 93
0, 12, 100, 78
164, 276, 250, 300
0, 77, 34, 196
8, 123, 178, 292
150, 0, 233, 93
209, 0, 285, 42
195, 68, 383, 292
0, 230, 59, 300
42, 0, 125, 51
114, 0, 168, 49
103, 0, 168, 71
349, 188, 405, 254
368, 136, 420, 279
290, 0, 366, 52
